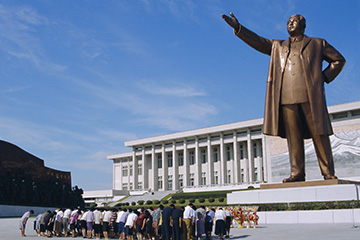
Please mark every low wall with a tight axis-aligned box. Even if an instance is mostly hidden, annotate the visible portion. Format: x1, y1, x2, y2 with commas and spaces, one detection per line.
227, 184, 360, 204
0, 205, 56, 217
258, 209, 360, 224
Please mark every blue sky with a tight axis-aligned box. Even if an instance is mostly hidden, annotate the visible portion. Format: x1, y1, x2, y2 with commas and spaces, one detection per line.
0, 0, 359, 191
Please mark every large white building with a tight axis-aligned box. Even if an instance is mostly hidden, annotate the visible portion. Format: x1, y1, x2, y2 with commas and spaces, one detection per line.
107, 101, 360, 194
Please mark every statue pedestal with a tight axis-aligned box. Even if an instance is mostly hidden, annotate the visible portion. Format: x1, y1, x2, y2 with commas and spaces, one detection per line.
227, 180, 360, 205
260, 179, 360, 190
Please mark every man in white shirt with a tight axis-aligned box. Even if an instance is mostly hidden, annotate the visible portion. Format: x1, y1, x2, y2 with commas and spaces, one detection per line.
93, 208, 103, 239
103, 209, 113, 240
55, 209, 64, 237
63, 208, 72, 237
183, 203, 194, 240
19, 210, 34, 236
86, 209, 95, 239
116, 208, 124, 239
125, 209, 138, 240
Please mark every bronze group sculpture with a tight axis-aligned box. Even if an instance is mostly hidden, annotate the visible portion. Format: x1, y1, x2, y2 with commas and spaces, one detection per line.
222, 13, 346, 183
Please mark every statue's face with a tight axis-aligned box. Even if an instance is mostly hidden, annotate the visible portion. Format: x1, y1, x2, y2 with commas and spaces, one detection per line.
287, 16, 303, 36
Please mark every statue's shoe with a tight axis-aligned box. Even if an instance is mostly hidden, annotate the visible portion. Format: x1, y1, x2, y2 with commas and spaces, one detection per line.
324, 175, 337, 180
282, 175, 305, 183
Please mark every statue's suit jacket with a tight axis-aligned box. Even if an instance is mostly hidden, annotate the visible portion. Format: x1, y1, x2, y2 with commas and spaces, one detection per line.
234, 25, 346, 139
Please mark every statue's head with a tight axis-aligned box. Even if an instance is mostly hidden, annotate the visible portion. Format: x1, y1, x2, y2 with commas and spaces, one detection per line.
287, 14, 306, 36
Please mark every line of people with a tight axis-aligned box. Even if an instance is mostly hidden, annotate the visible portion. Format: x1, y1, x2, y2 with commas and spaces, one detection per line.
24, 204, 233, 239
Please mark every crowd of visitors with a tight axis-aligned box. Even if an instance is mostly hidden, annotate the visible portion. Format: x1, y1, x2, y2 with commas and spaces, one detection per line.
20, 204, 233, 239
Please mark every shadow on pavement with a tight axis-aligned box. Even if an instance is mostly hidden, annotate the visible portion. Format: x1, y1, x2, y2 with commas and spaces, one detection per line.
231, 235, 251, 239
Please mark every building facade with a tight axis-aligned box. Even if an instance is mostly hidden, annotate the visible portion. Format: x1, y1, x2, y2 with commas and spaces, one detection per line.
107, 101, 360, 193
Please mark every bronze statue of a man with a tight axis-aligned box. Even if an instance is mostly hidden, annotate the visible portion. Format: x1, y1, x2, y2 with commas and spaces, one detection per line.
222, 13, 346, 182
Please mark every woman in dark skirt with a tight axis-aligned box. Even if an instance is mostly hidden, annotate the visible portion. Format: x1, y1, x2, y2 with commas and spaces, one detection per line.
214, 208, 226, 240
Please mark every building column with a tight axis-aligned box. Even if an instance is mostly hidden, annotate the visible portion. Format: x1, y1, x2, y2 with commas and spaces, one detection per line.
183, 139, 188, 187
151, 144, 157, 191
247, 129, 254, 183
132, 148, 138, 190
142, 146, 147, 189
195, 137, 200, 186
173, 141, 178, 190
118, 161, 122, 190
207, 135, 213, 185
233, 130, 240, 184
220, 133, 226, 184
162, 143, 167, 191
263, 135, 271, 183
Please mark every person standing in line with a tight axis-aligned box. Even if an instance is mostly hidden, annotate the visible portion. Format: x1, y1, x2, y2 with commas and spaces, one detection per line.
205, 208, 215, 240
76, 209, 83, 237
40, 210, 49, 237
214, 208, 226, 240
145, 210, 154, 240
86, 208, 95, 239
81, 209, 89, 237
183, 203, 194, 240
45, 211, 55, 237
33, 213, 42, 236
135, 208, 147, 240
224, 208, 233, 238
152, 205, 164, 240
54, 208, 64, 237
109, 208, 118, 238
196, 206, 206, 240
171, 206, 184, 240
63, 208, 72, 237
70, 210, 79, 238
162, 204, 175, 240
94, 208, 103, 239
19, 209, 34, 236
116, 208, 124, 239
191, 205, 197, 240
125, 209, 138, 240
119, 208, 129, 240
103, 208, 113, 240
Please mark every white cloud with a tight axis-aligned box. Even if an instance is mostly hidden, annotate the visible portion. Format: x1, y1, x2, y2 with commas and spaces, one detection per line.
137, 79, 206, 97
0, 4, 67, 73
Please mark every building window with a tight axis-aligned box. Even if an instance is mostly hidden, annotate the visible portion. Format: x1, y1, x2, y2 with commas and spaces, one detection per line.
201, 149, 207, 163
227, 146, 231, 161
253, 143, 258, 158
189, 173, 194, 186
168, 153, 173, 167
138, 182, 143, 190
241, 169, 245, 182
178, 152, 184, 166
201, 172, 206, 185
227, 170, 231, 183
168, 175, 173, 190
189, 151, 195, 165
158, 176, 163, 189
138, 164, 142, 175
214, 171, 219, 185
158, 155, 162, 169
122, 166, 128, 177
122, 183, 128, 190
255, 167, 258, 182
129, 183, 133, 190
213, 147, 218, 162
240, 144, 245, 159
129, 165, 133, 176
179, 174, 183, 188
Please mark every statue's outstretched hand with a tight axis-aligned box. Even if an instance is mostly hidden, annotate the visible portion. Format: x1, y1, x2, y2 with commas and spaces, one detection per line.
221, 12, 239, 31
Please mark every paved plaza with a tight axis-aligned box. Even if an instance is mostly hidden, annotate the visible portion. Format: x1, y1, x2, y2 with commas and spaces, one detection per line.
1, 217, 359, 240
